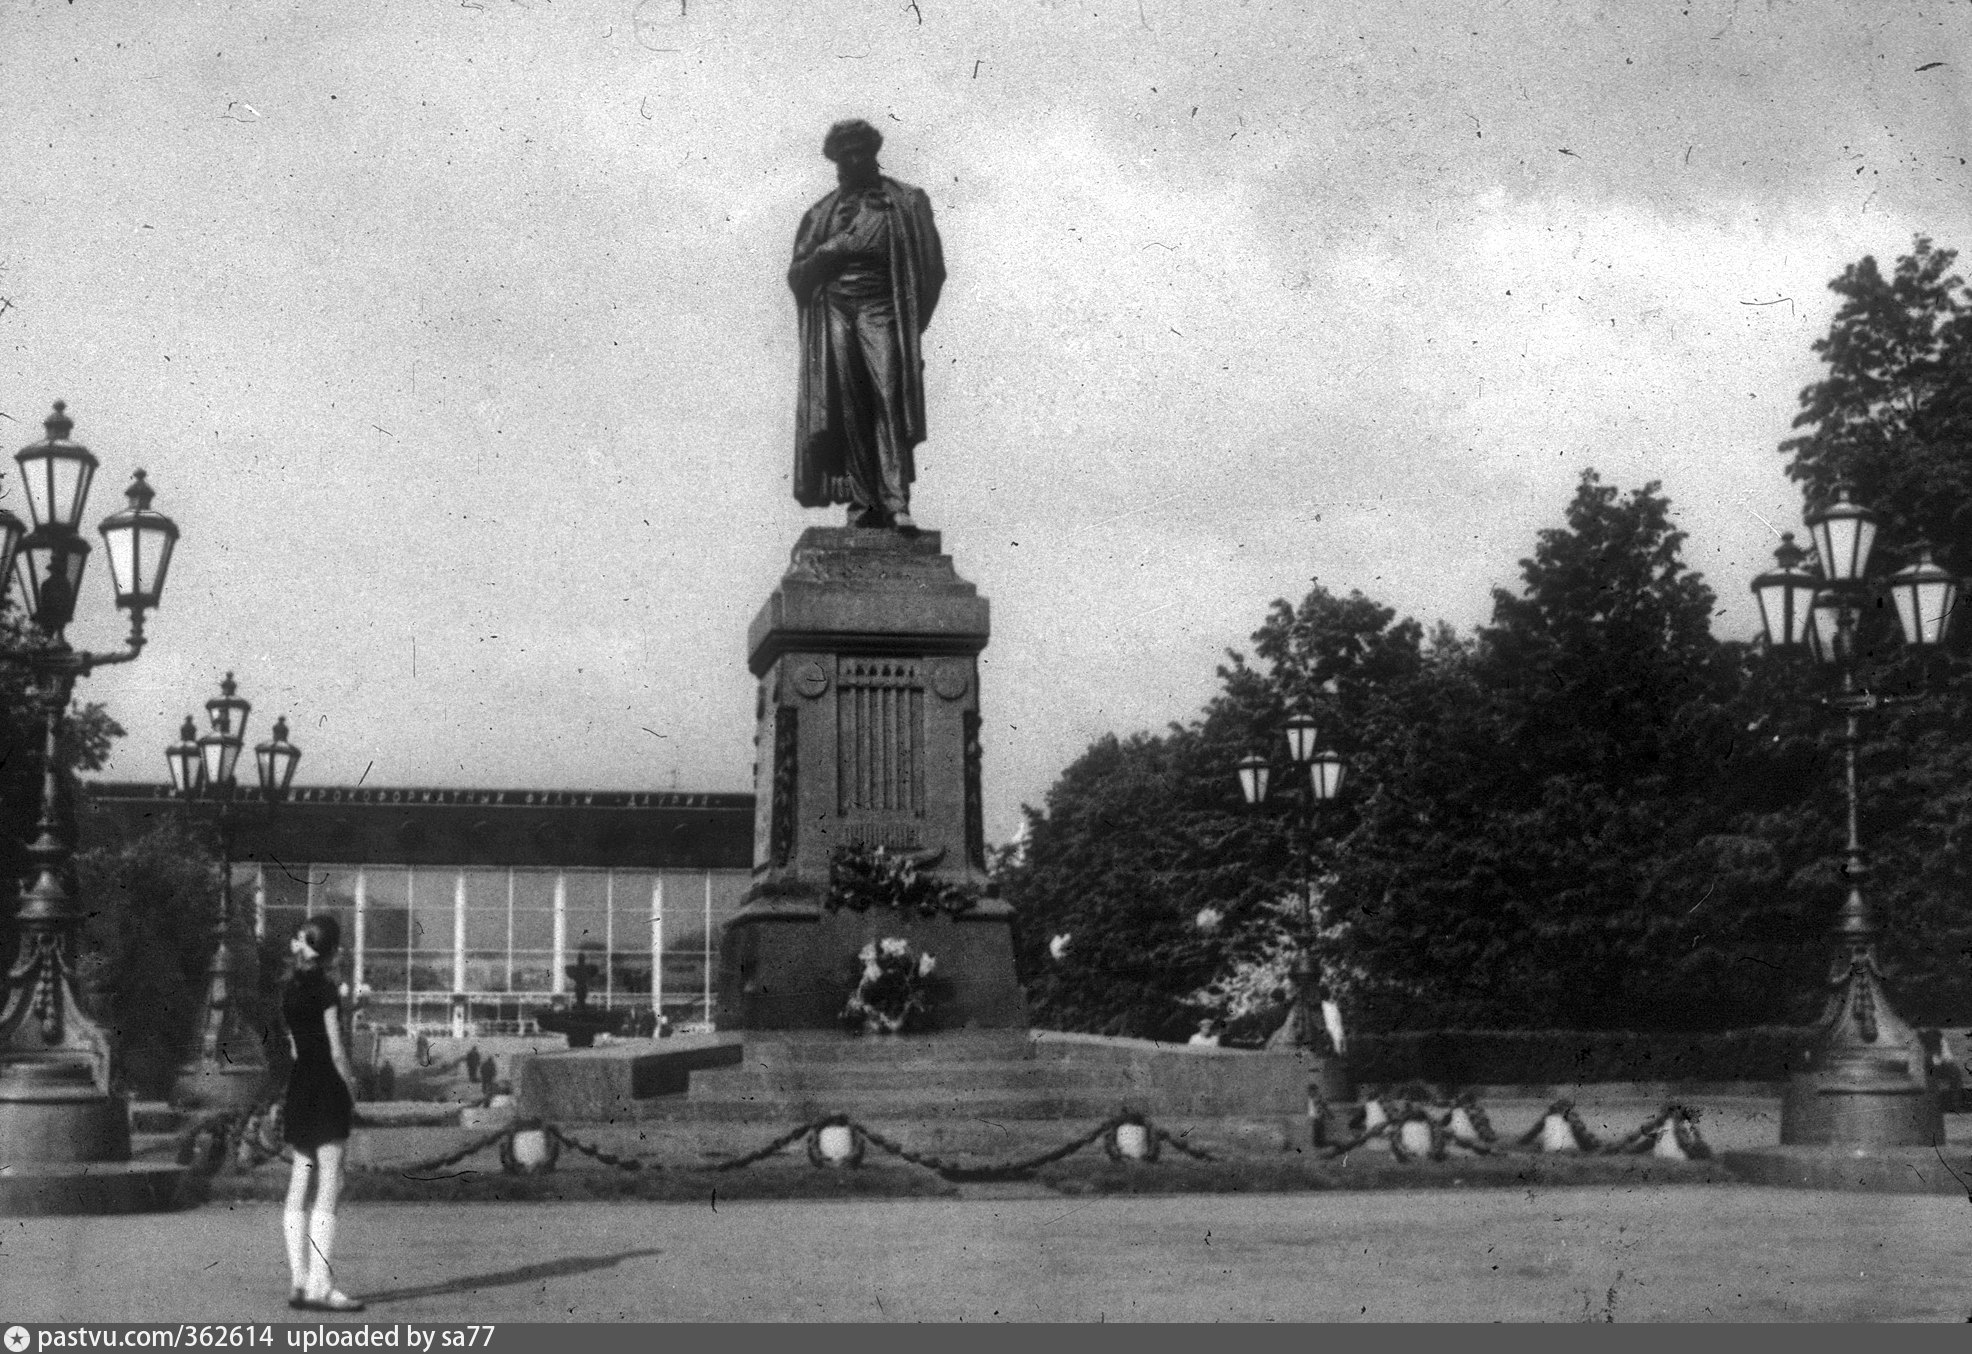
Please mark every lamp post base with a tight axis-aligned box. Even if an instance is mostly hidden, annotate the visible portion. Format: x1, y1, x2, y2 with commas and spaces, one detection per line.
1778, 951, 1945, 1147
1726, 1142, 1972, 1194
0, 1061, 186, 1216
0, 1056, 131, 1163
1779, 1067, 1943, 1147
0, 1161, 189, 1216
0, 1057, 184, 1216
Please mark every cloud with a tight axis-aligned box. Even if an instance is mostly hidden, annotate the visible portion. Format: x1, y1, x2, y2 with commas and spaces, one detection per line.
4, 0, 1968, 841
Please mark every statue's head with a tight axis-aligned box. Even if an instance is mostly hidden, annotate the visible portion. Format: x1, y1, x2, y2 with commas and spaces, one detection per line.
823, 119, 883, 187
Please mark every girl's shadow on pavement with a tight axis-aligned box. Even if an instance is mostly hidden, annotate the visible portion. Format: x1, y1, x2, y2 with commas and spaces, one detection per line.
360, 1249, 664, 1306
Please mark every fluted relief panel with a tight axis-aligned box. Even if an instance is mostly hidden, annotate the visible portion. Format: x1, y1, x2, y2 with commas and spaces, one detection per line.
836, 660, 926, 820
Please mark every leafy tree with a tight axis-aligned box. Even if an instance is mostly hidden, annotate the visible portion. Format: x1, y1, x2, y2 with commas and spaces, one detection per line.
73, 813, 234, 1099
1002, 587, 1425, 1040
1015, 240, 1972, 1038
1781, 236, 1972, 558
1185, 874, 1359, 1046
1768, 235, 1972, 1023
1012, 474, 1840, 1037
1005, 724, 1251, 1039
1317, 472, 1804, 1031
1480, 471, 1735, 790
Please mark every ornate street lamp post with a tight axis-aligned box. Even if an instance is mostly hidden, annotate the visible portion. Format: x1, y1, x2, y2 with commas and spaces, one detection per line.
1237, 713, 1346, 1056
0, 402, 180, 1208
167, 674, 301, 1109
1750, 487, 1960, 1146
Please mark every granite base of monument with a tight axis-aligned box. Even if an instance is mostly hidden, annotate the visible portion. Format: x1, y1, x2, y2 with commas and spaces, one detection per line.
720, 900, 1026, 1031
720, 526, 1026, 1032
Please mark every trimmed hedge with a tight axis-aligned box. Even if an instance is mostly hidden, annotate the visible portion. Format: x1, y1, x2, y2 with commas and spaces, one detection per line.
1350, 1027, 1820, 1086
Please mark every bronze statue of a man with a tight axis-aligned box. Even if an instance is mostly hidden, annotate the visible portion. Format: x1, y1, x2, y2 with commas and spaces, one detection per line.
788, 119, 945, 531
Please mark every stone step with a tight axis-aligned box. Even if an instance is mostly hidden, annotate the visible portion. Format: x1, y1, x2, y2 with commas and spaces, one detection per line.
643, 1085, 1179, 1123
685, 1061, 1139, 1098
745, 1030, 1038, 1064
131, 1132, 182, 1161
129, 1103, 189, 1134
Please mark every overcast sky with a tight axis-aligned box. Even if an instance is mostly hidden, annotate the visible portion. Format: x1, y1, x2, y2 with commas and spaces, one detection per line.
2, 0, 1967, 843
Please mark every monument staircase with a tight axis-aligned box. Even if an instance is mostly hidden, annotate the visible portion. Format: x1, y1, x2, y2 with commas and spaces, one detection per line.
516, 1028, 1320, 1151
655, 1031, 1138, 1123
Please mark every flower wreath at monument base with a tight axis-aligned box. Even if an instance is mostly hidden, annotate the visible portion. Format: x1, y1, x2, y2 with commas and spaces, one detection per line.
841, 936, 939, 1034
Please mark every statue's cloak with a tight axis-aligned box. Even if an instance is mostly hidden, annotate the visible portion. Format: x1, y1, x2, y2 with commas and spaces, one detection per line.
788, 175, 946, 507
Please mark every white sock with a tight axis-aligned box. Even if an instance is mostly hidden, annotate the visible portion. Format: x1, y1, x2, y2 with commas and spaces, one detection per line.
305, 1208, 338, 1298
283, 1203, 308, 1288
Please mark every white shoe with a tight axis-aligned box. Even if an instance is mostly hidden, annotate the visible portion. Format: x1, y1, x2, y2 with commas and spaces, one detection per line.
304, 1291, 365, 1312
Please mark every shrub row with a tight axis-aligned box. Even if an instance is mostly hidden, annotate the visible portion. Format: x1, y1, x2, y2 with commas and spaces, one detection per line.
1349, 1027, 1821, 1086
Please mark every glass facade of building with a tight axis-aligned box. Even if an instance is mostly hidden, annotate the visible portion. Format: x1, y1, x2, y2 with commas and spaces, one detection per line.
85, 782, 758, 1039
243, 861, 750, 1034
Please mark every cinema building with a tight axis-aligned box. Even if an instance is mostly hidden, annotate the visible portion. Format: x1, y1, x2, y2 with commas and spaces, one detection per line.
83, 782, 754, 1035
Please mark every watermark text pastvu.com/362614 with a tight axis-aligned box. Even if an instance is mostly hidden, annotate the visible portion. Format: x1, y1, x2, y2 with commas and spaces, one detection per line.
8, 1329, 496, 1352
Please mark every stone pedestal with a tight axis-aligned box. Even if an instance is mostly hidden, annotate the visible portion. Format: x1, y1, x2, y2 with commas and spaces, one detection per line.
719, 528, 1026, 1030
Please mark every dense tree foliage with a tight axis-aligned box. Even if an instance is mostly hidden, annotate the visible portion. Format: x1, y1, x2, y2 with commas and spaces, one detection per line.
1338, 473, 1820, 1031
1781, 236, 1972, 553
73, 813, 238, 1099
1775, 235, 1972, 1023
1008, 719, 1254, 1039
1006, 235, 1972, 1038
1005, 588, 1430, 1040
1004, 479, 1830, 1038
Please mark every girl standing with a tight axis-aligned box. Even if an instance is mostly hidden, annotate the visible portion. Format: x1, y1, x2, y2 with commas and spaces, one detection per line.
281, 914, 364, 1312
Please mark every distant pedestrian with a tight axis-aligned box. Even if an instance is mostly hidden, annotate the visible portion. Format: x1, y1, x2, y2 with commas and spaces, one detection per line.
480, 1055, 499, 1098
1188, 1019, 1223, 1048
464, 1047, 481, 1084
280, 915, 365, 1313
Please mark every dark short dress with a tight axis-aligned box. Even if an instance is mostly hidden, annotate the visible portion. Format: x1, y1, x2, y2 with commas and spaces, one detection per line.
282, 967, 354, 1152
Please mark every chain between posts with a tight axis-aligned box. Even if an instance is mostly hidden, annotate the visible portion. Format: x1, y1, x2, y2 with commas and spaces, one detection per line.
1153, 1125, 1217, 1161
1312, 1095, 1712, 1162
173, 1094, 1708, 1181
856, 1113, 1128, 1179
174, 1107, 1214, 1180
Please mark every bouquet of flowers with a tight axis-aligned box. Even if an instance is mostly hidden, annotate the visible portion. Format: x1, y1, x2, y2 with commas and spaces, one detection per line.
841, 937, 938, 1034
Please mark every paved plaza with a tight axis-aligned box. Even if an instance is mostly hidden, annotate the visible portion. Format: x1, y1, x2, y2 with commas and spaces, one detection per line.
5, 1185, 1969, 1322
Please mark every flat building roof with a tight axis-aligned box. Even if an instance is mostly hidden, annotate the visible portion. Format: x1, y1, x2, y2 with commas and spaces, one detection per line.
82, 781, 756, 873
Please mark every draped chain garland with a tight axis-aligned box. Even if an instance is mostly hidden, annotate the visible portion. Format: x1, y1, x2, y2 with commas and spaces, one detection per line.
1310, 1092, 1712, 1163
172, 1106, 1215, 1182
172, 1091, 1708, 1187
